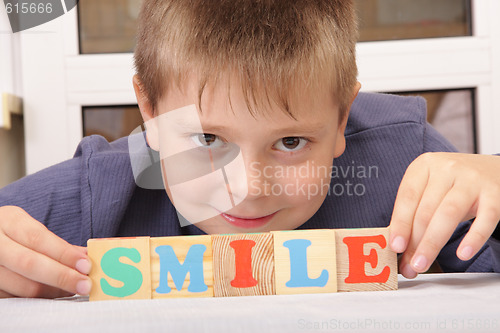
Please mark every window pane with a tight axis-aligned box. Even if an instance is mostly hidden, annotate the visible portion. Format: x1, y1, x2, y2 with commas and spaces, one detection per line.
392, 89, 476, 153
355, 0, 472, 42
78, 0, 140, 54
83, 106, 143, 142
78, 0, 472, 52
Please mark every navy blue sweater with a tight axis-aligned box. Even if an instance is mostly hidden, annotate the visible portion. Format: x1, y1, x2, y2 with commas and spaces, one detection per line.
1, 92, 499, 273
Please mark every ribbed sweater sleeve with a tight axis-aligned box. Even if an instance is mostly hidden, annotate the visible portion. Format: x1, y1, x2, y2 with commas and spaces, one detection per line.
0, 156, 84, 245
0, 135, 136, 246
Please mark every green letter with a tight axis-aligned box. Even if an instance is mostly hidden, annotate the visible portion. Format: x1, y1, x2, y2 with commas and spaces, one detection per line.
100, 247, 143, 297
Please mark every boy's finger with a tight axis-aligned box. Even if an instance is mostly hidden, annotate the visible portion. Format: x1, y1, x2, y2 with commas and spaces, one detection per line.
398, 210, 429, 278
0, 290, 14, 298
457, 197, 500, 261
410, 185, 475, 272
400, 172, 455, 274
412, 172, 454, 230
0, 265, 73, 298
75, 246, 88, 255
389, 162, 429, 253
2, 210, 87, 270
0, 234, 91, 295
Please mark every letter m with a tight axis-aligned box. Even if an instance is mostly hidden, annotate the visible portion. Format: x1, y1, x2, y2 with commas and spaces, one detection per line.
155, 244, 208, 294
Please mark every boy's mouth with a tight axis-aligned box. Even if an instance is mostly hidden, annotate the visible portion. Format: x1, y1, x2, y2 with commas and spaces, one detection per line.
220, 211, 277, 229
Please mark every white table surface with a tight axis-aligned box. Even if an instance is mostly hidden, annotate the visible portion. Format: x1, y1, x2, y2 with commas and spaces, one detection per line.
1, 273, 499, 333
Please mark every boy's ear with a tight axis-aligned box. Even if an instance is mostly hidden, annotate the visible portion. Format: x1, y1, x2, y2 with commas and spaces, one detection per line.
333, 81, 361, 158
133, 75, 160, 151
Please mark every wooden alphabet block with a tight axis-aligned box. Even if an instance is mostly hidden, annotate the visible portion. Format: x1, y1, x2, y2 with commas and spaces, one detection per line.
212, 233, 275, 297
150, 235, 213, 298
272, 229, 337, 295
88, 237, 151, 301
87, 227, 399, 301
335, 227, 397, 292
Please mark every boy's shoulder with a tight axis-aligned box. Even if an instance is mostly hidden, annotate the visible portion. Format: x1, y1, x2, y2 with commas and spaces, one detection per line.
73, 134, 131, 158
73, 132, 164, 192
346, 92, 427, 136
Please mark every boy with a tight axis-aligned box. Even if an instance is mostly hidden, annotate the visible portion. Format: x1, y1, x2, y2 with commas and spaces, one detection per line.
0, 0, 499, 299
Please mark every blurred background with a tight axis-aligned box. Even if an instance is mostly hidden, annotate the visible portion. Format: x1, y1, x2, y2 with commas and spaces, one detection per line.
1, 0, 499, 188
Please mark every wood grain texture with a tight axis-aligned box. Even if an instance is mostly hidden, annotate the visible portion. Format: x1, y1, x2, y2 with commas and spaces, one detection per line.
88, 237, 151, 301
212, 233, 275, 297
272, 229, 337, 295
150, 235, 213, 298
335, 227, 398, 292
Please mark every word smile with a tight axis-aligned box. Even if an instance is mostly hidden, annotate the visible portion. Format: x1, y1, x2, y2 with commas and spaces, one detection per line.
88, 227, 397, 301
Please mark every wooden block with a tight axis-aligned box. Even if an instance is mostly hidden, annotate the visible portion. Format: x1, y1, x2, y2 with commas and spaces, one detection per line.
88, 237, 151, 301
212, 233, 275, 297
272, 229, 337, 295
335, 227, 397, 292
150, 235, 213, 298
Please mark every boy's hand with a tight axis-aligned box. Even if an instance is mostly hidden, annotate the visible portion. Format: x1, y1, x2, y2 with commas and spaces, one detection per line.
389, 153, 500, 278
0, 206, 91, 298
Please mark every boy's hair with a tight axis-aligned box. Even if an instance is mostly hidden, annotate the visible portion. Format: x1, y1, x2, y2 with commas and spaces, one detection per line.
134, 0, 358, 119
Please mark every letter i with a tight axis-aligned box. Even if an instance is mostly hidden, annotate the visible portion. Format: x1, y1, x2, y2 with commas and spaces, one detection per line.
230, 239, 258, 288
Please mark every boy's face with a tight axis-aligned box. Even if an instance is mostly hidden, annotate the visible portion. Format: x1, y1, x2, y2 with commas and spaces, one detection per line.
135, 75, 360, 234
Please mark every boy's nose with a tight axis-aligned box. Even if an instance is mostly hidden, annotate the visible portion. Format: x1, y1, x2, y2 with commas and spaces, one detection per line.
229, 157, 272, 204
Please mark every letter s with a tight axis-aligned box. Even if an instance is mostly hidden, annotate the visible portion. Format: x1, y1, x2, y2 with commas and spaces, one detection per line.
100, 247, 143, 297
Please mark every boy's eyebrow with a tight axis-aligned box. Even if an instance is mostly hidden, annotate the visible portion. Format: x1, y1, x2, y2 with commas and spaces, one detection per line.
169, 116, 203, 131
200, 122, 328, 136
272, 123, 328, 136
166, 111, 328, 135
171, 117, 228, 133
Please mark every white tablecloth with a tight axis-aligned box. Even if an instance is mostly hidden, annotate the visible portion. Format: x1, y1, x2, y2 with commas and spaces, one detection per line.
1, 273, 499, 333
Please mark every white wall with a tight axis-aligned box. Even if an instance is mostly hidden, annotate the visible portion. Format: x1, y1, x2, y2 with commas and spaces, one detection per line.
0, 2, 25, 187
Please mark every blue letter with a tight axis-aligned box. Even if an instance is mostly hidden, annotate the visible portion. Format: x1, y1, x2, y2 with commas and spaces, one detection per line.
283, 239, 328, 288
155, 244, 208, 293
100, 247, 143, 297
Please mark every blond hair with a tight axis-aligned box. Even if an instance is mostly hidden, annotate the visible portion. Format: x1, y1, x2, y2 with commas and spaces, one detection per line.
134, 0, 358, 119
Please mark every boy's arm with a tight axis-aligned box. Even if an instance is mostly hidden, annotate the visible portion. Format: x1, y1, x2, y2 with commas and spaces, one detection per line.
0, 135, 136, 297
389, 122, 500, 277
0, 135, 125, 298
0, 150, 95, 297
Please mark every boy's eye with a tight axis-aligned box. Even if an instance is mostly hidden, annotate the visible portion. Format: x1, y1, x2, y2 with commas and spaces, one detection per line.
274, 137, 308, 152
191, 133, 224, 148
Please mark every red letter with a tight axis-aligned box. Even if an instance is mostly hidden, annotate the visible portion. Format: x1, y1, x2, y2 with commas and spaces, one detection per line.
343, 235, 390, 284
230, 240, 258, 288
